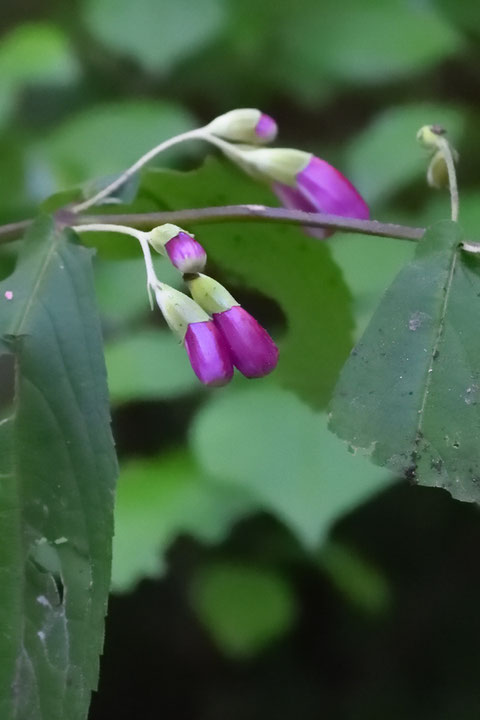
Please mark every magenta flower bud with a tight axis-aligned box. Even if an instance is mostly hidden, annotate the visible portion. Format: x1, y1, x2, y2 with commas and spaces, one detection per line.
213, 306, 278, 379
148, 224, 207, 273
255, 113, 277, 143
165, 231, 207, 273
272, 156, 369, 239
184, 320, 233, 387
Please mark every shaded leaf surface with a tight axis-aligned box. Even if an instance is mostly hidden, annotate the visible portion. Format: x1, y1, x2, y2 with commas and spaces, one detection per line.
190, 562, 297, 658
112, 452, 254, 592
330, 220, 480, 503
141, 157, 354, 407
191, 385, 392, 547
0, 217, 117, 720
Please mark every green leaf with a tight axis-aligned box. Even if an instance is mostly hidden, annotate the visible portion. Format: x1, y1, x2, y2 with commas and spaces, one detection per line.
330, 220, 480, 504
279, 0, 459, 86
319, 541, 391, 615
105, 329, 199, 404
0, 23, 79, 127
0, 217, 117, 720
435, 0, 480, 41
141, 157, 354, 407
112, 453, 254, 592
37, 100, 196, 191
191, 385, 393, 548
190, 562, 297, 658
345, 103, 465, 206
83, 0, 226, 73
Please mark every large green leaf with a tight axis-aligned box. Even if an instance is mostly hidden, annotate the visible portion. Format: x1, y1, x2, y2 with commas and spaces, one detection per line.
141, 157, 354, 407
83, 0, 225, 73
37, 100, 196, 192
191, 385, 393, 547
330, 220, 480, 503
0, 217, 117, 720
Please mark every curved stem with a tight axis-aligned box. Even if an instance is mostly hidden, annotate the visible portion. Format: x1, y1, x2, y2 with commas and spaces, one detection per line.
71, 128, 205, 214
436, 136, 459, 222
72, 223, 159, 307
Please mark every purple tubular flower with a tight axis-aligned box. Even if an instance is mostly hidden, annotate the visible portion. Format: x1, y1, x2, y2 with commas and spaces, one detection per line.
165, 231, 207, 273
184, 320, 234, 387
213, 306, 279, 379
255, 113, 277, 143
273, 156, 369, 239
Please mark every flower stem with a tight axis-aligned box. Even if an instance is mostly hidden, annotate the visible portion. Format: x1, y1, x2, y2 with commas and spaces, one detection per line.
436, 136, 459, 222
71, 128, 206, 214
72, 223, 159, 307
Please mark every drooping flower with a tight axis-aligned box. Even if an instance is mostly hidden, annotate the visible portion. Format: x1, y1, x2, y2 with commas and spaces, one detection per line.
215, 143, 369, 239
205, 109, 278, 145
154, 282, 233, 387
148, 224, 207, 273
186, 273, 278, 379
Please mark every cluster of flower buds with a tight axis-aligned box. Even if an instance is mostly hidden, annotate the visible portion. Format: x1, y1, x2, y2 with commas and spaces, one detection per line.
147, 225, 278, 387
205, 109, 369, 238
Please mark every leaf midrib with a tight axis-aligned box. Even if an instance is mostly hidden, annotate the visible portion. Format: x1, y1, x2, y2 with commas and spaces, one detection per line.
415, 246, 458, 442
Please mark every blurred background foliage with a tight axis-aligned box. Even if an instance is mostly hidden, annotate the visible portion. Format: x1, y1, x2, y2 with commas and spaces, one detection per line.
2, 0, 480, 717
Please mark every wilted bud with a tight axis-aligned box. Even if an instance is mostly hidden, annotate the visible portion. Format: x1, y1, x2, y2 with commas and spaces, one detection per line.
416, 124, 446, 151
427, 150, 449, 189
148, 224, 207, 273
206, 109, 277, 145
186, 273, 278, 379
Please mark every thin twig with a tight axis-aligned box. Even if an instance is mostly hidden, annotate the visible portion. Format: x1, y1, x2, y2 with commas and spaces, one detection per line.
76, 205, 426, 242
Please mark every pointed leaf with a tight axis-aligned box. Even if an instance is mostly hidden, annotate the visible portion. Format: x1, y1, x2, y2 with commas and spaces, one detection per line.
330, 220, 480, 503
0, 217, 117, 720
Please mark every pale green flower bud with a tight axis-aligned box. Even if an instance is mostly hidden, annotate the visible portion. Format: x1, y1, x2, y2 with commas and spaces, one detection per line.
185, 273, 238, 315
154, 283, 210, 342
206, 109, 278, 144
222, 145, 311, 186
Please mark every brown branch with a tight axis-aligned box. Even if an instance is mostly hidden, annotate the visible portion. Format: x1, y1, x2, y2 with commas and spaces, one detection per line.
0, 204, 428, 245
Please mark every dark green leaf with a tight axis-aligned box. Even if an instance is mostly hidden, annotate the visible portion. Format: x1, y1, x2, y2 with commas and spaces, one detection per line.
0, 217, 117, 720
141, 157, 354, 407
330, 220, 480, 503
190, 562, 297, 658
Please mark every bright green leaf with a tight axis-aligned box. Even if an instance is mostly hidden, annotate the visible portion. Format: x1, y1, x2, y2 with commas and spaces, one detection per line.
190, 562, 297, 658
345, 104, 465, 206
141, 157, 354, 407
83, 0, 225, 73
105, 329, 199, 404
191, 385, 393, 548
112, 452, 255, 592
0, 217, 117, 720
330, 220, 480, 504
